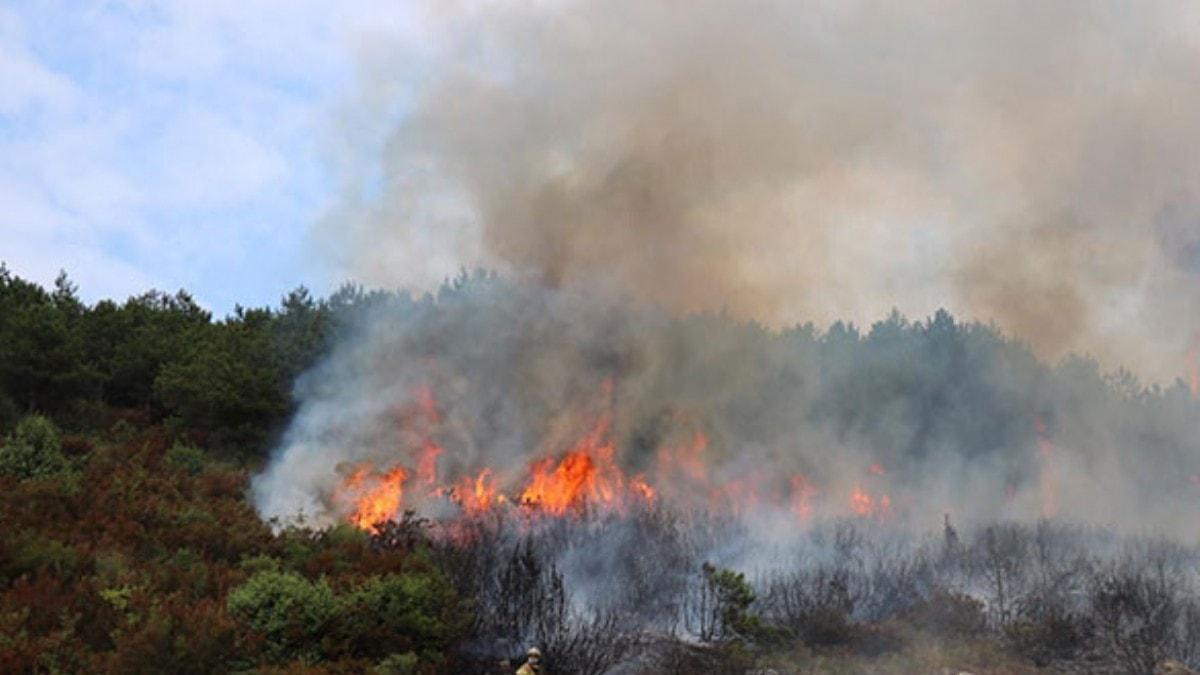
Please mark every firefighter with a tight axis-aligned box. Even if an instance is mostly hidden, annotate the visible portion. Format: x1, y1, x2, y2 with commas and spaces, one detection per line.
515, 646, 541, 674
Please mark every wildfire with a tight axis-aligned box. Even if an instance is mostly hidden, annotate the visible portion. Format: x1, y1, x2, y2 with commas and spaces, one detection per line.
849, 486, 892, 520
790, 473, 816, 522
416, 441, 443, 487
455, 469, 503, 515
339, 463, 409, 534
630, 475, 656, 503
518, 419, 653, 514
1035, 416, 1057, 518
657, 432, 708, 484
333, 386, 914, 533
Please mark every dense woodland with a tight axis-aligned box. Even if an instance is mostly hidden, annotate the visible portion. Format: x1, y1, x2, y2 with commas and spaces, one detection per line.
2, 264, 1199, 674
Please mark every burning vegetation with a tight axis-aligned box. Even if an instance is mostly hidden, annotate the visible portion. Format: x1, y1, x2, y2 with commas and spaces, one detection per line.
9, 0, 1200, 670
3, 267, 1200, 673
328, 386, 899, 533
243, 275, 1200, 672
257, 277, 1200, 541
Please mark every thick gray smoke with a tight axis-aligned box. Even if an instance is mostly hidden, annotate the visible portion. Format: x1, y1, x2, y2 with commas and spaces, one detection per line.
320, 0, 1200, 383
253, 276, 1200, 542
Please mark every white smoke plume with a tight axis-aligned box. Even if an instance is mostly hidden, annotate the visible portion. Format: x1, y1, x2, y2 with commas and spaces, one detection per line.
253, 275, 1200, 541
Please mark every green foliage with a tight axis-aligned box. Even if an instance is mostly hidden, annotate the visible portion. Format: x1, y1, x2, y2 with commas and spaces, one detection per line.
238, 554, 284, 575
226, 567, 465, 666
165, 441, 205, 475
0, 269, 96, 420
330, 572, 466, 662
154, 309, 290, 455
701, 563, 776, 644
227, 570, 337, 662
375, 651, 419, 674
85, 290, 210, 410
706, 564, 757, 632
0, 415, 66, 479
2, 533, 81, 582
0, 267, 345, 458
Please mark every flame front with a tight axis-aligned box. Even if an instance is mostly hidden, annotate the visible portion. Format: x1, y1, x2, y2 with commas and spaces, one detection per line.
339, 463, 408, 534
850, 486, 892, 520
455, 469, 501, 515
518, 419, 651, 514
790, 473, 816, 522
332, 386, 919, 532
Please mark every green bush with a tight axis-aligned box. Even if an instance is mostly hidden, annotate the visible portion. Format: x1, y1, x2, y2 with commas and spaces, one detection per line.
165, 442, 205, 475
375, 651, 419, 674
227, 570, 336, 663
330, 572, 466, 662
701, 563, 778, 644
1, 533, 80, 582
0, 415, 66, 479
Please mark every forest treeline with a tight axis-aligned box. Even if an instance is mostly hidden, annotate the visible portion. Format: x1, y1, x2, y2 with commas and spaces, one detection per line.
4, 262, 1195, 463
0, 264, 391, 456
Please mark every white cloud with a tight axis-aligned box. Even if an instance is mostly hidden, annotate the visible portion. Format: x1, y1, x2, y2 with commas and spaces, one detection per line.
0, 1, 425, 309
148, 106, 288, 208
0, 8, 79, 116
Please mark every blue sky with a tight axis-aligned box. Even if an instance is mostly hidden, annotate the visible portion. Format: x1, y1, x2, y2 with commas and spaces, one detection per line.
0, 2, 425, 315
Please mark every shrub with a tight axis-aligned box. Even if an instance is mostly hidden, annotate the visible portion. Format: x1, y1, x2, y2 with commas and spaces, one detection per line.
1090, 568, 1186, 675
165, 442, 205, 475
329, 572, 466, 663
0, 415, 66, 479
1, 533, 80, 582
375, 652, 419, 674
1005, 610, 1091, 667
906, 589, 987, 638
697, 563, 766, 643
227, 570, 336, 663
802, 605, 859, 648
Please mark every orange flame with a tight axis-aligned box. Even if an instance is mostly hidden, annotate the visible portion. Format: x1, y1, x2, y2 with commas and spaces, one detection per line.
631, 474, 656, 503
339, 463, 408, 533
849, 485, 892, 520
521, 451, 609, 514
790, 473, 816, 522
416, 440, 443, 487
850, 486, 873, 516
333, 383, 927, 531
518, 420, 655, 515
455, 468, 501, 515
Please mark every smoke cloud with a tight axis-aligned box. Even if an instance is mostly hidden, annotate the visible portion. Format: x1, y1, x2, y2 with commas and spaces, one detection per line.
319, 0, 1200, 382
253, 276, 1200, 541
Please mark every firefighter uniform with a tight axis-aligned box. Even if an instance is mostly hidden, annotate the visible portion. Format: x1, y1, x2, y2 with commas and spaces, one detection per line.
515, 646, 541, 674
